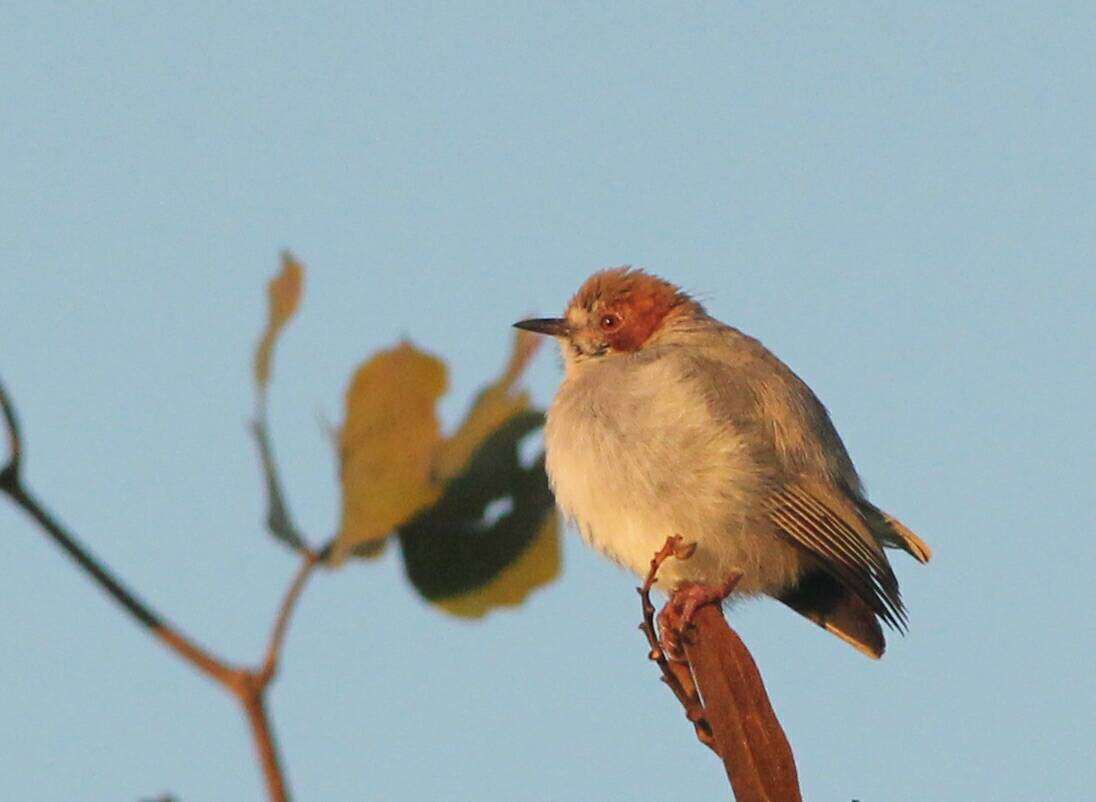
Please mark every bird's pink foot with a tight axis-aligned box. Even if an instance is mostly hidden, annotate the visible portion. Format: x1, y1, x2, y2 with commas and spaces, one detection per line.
657, 573, 743, 661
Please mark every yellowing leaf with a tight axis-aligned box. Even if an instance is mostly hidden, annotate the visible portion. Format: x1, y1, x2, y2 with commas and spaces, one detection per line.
254, 252, 304, 388
332, 342, 447, 563
251, 253, 307, 552
434, 328, 542, 482
435, 513, 560, 618
332, 328, 558, 612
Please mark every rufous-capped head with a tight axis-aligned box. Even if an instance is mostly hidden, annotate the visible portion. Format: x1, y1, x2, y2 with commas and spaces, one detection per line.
514, 268, 703, 363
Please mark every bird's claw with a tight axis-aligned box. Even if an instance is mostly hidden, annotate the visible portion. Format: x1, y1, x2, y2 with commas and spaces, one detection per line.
656, 573, 743, 661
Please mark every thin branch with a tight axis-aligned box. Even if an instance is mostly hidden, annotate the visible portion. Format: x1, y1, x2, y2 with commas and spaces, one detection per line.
4, 479, 163, 628
0, 379, 238, 685
637, 534, 802, 801
0, 376, 22, 481
260, 551, 318, 683
637, 535, 716, 753
0, 378, 304, 801
242, 689, 290, 802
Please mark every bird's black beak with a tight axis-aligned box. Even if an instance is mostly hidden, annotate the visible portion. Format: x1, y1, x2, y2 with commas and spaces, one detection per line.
513, 317, 570, 337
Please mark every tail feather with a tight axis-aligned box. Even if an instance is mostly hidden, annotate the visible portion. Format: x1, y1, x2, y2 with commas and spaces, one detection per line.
881, 512, 933, 563
778, 499, 929, 658
778, 570, 886, 659
857, 499, 933, 564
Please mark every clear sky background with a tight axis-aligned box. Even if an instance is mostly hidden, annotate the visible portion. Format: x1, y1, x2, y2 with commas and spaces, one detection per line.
2, 4, 1094, 801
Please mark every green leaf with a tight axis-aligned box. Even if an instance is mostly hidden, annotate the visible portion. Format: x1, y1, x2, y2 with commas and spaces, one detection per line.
397, 412, 560, 616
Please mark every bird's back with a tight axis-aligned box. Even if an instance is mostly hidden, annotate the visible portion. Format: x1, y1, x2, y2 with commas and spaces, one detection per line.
676, 323, 862, 489
680, 322, 932, 655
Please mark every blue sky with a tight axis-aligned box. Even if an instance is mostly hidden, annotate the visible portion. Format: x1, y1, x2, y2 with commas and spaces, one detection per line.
2, 4, 1093, 800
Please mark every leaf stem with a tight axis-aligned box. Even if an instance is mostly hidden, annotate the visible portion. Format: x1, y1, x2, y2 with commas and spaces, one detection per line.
251, 387, 309, 552
261, 550, 318, 683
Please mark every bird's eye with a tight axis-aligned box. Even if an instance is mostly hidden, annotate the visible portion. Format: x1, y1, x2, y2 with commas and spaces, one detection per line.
599, 313, 621, 331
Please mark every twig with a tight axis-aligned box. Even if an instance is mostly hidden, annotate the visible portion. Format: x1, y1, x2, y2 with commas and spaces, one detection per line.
260, 551, 318, 683
0, 380, 232, 683
0, 376, 22, 481
241, 680, 291, 802
0, 378, 313, 802
636, 535, 716, 753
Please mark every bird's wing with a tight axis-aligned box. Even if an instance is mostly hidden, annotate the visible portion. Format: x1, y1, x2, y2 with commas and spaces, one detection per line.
686, 341, 909, 629
763, 477, 907, 630
686, 334, 863, 487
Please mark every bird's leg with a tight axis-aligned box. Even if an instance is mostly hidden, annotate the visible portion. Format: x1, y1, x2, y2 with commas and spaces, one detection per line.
637, 536, 717, 753
657, 573, 743, 662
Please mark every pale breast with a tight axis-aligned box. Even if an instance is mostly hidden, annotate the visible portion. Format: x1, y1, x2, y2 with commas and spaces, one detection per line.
544, 349, 768, 588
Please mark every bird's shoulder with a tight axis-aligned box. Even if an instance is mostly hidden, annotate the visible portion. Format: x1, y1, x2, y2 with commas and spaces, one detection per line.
666, 322, 861, 489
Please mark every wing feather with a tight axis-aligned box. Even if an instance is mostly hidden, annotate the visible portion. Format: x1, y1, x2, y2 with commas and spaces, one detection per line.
765, 480, 907, 630
685, 344, 918, 631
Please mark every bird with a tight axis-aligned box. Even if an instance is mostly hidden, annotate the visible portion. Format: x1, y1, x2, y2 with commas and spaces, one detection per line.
515, 268, 931, 659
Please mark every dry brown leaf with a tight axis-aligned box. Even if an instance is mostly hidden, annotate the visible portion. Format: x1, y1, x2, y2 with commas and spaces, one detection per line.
254, 252, 304, 388
332, 342, 447, 563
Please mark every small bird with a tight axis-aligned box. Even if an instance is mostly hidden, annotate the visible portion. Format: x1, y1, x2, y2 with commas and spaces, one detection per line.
515, 268, 931, 658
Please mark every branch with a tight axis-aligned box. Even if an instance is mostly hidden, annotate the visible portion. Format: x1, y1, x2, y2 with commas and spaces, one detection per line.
0, 378, 312, 802
260, 551, 318, 683
684, 607, 802, 802
0, 378, 233, 685
638, 536, 803, 802
242, 691, 290, 802
0, 376, 22, 482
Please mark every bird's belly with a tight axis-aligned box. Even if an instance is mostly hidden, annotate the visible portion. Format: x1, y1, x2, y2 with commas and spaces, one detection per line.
549, 442, 691, 577
545, 365, 791, 593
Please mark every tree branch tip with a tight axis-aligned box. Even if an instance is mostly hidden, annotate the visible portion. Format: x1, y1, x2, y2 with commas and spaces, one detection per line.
673, 540, 697, 560
0, 380, 24, 481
